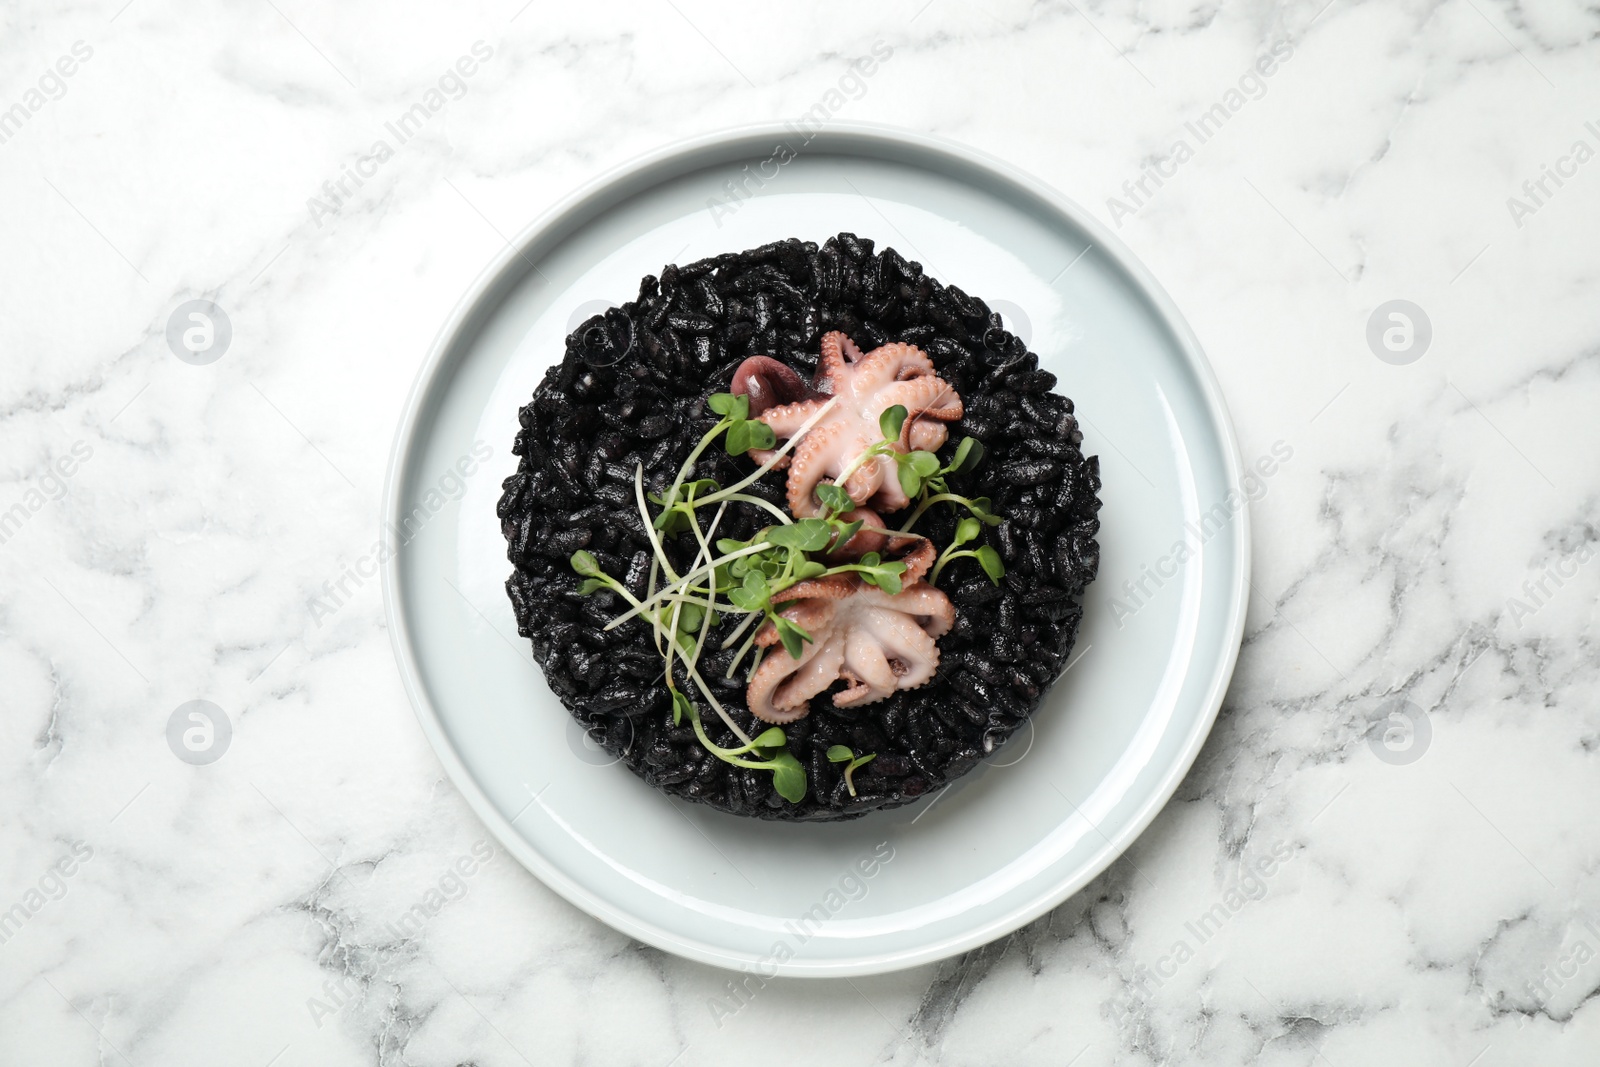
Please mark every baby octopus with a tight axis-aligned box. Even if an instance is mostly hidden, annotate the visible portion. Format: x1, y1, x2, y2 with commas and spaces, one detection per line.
731, 331, 963, 518
745, 540, 956, 724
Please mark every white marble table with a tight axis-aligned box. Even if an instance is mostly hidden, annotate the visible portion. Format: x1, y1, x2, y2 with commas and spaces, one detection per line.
3, 1, 1598, 1063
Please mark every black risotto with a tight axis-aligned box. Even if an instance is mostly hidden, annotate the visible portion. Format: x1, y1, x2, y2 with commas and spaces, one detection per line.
497, 233, 1101, 821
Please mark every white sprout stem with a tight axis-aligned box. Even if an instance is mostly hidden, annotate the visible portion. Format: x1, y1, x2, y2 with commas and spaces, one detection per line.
858, 524, 926, 541
590, 573, 687, 678
645, 554, 664, 656
898, 492, 966, 533
831, 442, 889, 493
718, 609, 761, 651
725, 493, 791, 525
745, 644, 765, 683
675, 500, 754, 747
662, 596, 683, 696
635, 464, 679, 583
696, 396, 841, 508
684, 657, 752, 746
604, 541, 771, 630
685, 504, 727, 681
647, 590, 752, 615
726, 623, 763, 679
629, 490, 756, 748
663, 421, 729, 510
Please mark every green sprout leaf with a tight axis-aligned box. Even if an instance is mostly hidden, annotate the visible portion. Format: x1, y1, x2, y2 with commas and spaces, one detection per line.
746, 421, 776, 451
570, 550, 601, 577
716, 537, 747, 555
773, 616, 811, 659
676, 603, 705, 635
766, 518, 831, 552
860, 551, 881, 567
671, 689, 692, 727
953, 517, 981, 547
948, 437, 984, 474
725, 420, 752, 456
898, 463, 922, 500
830, 519, 863, 552
768, 751, 806, 803
744, 570, 771, 599
976, 544, 1005, 584
707, 392, 745, 418
576, 578, 606, 595
682, 478, 721, 498
874, 562, 906, 596
814, 482, 853, 516
909, 450, 942, 478
825, 746, 876, 796
795, 560, 828, 580
751, 727, 787, 751
879, 404, 908, 442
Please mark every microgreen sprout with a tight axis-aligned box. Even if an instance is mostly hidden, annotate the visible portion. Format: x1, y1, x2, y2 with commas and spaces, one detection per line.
826, 745, 877, 797
655, 393, 775, 519
706, 392, 777, 456
928, 517, 1005, 587
563, 382, 1005, 807
896, 436, 1002, 532
673, 692, 805, 802
822, 404, 997, 533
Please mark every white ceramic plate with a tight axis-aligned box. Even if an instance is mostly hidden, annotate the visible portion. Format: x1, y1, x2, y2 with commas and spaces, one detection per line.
382, 124, 1247, 977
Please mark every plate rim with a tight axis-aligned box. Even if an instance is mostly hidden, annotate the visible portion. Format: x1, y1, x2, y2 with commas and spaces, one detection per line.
381, 121, 1250, 977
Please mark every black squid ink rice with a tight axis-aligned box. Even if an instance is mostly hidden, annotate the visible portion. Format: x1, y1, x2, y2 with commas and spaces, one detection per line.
497, 233, 1101, 821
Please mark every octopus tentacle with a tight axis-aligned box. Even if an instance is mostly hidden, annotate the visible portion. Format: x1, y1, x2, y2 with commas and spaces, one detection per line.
742, 556, 955, 722
859, 584, 955, 638
747, 636, 845, 723
895, 539, 938, 585
853, 341, 937, 385
827, 507, 887, 559
835, 627, 897, 707
739, 330, 964, 520
731, 355, 813, 416
879, 377, 963, 422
